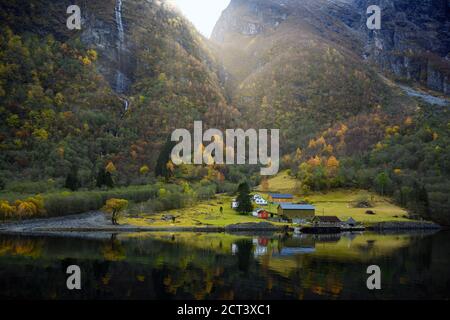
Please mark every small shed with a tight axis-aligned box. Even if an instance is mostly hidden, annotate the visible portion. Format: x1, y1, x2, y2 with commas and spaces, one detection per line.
269, 193, 294, 203
277, 203, 315, 220
345, 217, 358, 227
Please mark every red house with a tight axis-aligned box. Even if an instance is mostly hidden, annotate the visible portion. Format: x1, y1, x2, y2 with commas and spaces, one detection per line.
257, 209, 269, 219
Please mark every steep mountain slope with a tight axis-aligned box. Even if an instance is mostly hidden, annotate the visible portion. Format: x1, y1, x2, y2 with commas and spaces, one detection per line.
353, 0, 449, 94
211, 0, 450, 224
0, 0, 237, 185
211, 0, 418, 153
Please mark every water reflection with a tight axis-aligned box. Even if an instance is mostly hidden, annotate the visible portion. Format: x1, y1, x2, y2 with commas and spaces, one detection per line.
0, 230, 448, 300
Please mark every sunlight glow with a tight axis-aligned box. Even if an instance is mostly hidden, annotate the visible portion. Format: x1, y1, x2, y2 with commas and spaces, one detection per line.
169, 0, 231, 38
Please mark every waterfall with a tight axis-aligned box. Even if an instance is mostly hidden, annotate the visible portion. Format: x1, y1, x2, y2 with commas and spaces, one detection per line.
114, 0, 126, 94
115, 0, 125, 45
114, 0, 130, 114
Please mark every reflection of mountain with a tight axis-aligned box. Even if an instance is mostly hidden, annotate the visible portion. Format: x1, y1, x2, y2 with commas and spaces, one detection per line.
0, 231, 449, 299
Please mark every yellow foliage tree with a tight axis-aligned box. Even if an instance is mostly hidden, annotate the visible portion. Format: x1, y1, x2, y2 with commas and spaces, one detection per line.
32, 128, 49, 141
102, 199, 128, 225
307, 156, 321, 167
139, 165, 149, 175
294, 148, 302, 162
105, 161, 116, 173
326, 156, 340, 175
15, 200, 37, 219
0, 201, 15, 220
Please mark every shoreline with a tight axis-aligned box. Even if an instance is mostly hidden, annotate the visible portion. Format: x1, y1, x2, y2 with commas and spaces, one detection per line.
0, 211, 442, 235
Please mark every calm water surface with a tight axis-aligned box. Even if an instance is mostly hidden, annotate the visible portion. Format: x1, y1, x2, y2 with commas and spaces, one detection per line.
0, 231, 449, 300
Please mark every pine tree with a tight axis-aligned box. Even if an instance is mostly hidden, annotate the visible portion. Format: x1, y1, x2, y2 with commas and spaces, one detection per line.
155, 136, 176, 179
65, 167, 80, 191
105, 171, 114, 188
96, 168, 106, 188
236, 182, 253, 214
417, 184, 430, 219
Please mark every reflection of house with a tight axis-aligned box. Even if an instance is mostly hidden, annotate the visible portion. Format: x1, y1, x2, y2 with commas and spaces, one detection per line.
277, 203, 315, 221
269, 193, 294, 203
312, 216, 341, 227
253, 238, 268, 257
231, 243, 238, 255
277, 235, 316, 256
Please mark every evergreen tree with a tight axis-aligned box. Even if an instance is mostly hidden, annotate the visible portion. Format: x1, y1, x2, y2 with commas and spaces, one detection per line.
155, 136, 176, 179
236, 182, 253, 214
105, 171, 114, 189
416, 184, 430, 219
96, 168, 106, 188
65, 167, 80, 191
96, 167, 115, 189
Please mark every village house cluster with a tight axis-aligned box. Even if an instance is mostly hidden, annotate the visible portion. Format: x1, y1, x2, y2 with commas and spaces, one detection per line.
233, 193, 361, 231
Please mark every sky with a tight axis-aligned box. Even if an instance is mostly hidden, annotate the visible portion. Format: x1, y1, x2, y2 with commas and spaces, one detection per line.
169, 0, 231, 38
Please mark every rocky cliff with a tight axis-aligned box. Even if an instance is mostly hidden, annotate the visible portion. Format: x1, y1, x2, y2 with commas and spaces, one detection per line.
212, 0, 449, 95
353, 0, 449, 94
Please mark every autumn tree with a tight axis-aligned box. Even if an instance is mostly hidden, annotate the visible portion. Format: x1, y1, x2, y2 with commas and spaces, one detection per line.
139, 165, 149, 175
103, 198, 128, 225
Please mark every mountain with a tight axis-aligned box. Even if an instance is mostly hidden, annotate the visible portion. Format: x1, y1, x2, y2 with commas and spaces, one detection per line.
353, 0, 449, 94
211, 0, 421, 153
1, 0, 449, 224
211, 0, 450, 224
0, 0, 238, 185
213, 0, 449, 95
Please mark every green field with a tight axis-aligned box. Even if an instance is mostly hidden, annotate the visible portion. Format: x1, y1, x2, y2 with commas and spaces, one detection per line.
124, 185, 410, 228
256, 171, 410, 224
122, 195, 275, 227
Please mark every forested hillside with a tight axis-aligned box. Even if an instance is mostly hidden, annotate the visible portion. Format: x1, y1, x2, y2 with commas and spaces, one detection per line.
211, 0, 450, 224
0, 0, 449, 224
0, 0, 238, 187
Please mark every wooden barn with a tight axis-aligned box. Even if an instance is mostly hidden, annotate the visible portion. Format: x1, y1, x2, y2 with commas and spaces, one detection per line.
277, 203, 316, 220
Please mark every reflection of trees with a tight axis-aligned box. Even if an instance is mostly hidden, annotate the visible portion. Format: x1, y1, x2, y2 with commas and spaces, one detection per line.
236, 239, 253, 273
1, 232, 448, 300
0, 238, 43, 258
102, 234, 126, 261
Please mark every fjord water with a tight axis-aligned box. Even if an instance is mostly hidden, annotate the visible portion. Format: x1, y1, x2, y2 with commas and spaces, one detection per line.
0, 231, 449, 300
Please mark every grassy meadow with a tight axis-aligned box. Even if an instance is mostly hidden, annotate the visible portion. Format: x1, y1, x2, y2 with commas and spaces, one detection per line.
257, 171, 410, 224
123, 171, 411, 228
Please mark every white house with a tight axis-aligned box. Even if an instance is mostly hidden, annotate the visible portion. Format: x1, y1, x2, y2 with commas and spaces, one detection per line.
255, 198, 268, 206
231, 199, 239, 209
253, 194, 262, 200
